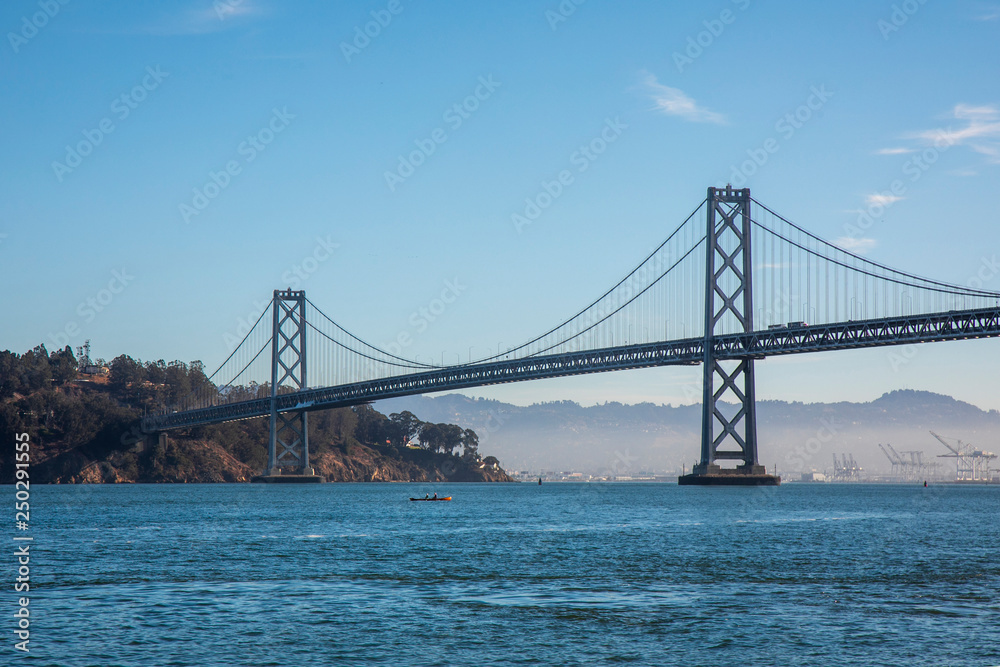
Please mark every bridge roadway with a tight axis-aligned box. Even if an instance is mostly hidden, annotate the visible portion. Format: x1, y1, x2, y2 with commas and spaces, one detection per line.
142, 306, 1000, 433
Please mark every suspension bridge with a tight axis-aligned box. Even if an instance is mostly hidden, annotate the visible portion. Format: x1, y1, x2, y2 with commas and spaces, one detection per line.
141, 187, 1000, 485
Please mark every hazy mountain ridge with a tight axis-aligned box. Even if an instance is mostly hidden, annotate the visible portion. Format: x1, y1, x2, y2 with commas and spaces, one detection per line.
377, 390, 1000, 475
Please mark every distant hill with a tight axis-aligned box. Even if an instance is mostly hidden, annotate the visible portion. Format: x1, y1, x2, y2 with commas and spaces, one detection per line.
377, 390, 1000, 476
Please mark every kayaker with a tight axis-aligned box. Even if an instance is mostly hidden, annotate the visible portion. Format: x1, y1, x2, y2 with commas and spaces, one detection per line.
424, 494, 429, 499
432, 493, 438, 500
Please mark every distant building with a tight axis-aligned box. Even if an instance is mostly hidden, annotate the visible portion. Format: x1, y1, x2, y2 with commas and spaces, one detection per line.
80, 365, 109, 376
800, 471, 827, 482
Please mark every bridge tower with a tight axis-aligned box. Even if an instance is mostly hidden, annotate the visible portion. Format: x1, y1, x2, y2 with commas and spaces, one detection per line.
679, 186, 779, 485
258, 288, 321, 482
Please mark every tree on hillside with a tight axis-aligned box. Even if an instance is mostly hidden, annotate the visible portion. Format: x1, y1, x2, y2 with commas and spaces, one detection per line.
221, 381, 268, 403
164, 361, 191, 406
188, 360, 214, 397
440, 423, 464, 454
352, 404, 387, 446
309, 407, 359, 452
418, 422, 442, 451
21, 345, 52, 392
388, 411, 423, 446
145, 360, 167, 385
49, 346, 77, 383
0, 351, 21, 399
109, 354, 144, 393
461, 428, 479, 462
418, 422, 464, 454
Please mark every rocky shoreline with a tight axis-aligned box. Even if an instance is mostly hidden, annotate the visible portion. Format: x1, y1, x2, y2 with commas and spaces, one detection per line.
36, 434, 512, 484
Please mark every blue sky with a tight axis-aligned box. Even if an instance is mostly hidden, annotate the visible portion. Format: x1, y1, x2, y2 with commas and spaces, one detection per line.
2, 0, 1000, 409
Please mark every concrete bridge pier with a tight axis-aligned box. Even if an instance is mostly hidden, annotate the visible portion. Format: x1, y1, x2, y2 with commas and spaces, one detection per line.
141, 432, 167, 453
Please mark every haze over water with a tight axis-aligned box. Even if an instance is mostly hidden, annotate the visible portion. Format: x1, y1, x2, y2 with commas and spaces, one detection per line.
30, 483, 1000, 665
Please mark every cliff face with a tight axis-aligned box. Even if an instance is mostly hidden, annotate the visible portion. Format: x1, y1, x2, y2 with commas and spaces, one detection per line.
314, 445, 512, 483
43, 436, 258, 484
39, 434, 512, 484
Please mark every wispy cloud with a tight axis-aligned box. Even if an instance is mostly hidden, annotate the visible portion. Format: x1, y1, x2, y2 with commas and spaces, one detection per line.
78, 1, 265, 36
639, 71, 726, 125
162, 1, 264, 35
865, 193, 904, 207
975, 5, 1000, 20
834, 237, 878, 254
214, 0, 258, 21
910, 104, 1000, 163
246, 52, 319, 62
875, 147, 915, 155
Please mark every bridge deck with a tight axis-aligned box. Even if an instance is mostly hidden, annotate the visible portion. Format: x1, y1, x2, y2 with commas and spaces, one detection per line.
143, 306, 1000, 433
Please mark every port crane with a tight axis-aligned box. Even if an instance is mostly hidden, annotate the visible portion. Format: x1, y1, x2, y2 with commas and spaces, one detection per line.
929, 431, 997, 482
878, 443, 939, 481
831, 453, 863, 481
878, 444, 901, 477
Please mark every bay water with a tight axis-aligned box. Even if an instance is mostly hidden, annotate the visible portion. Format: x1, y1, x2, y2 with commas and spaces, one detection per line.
18, 482, 1000, 665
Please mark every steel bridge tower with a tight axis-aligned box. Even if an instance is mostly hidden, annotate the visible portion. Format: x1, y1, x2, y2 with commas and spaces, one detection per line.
680, 186, 779, 485
258, 288, 321, 482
